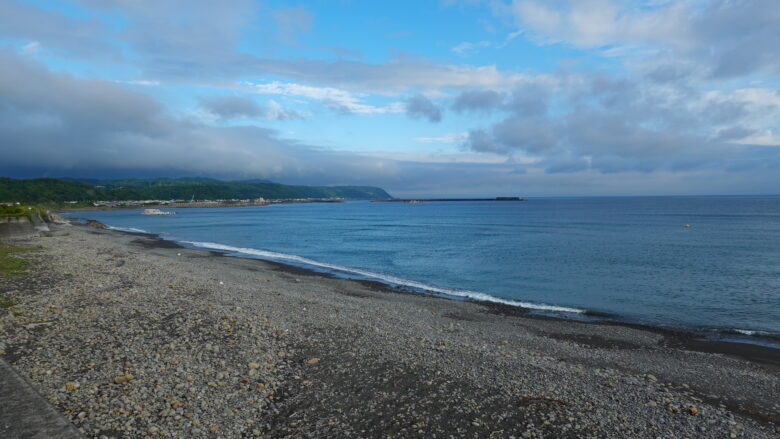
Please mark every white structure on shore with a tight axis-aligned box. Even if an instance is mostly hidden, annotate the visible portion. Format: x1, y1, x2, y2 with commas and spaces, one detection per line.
142, 209, 176, 216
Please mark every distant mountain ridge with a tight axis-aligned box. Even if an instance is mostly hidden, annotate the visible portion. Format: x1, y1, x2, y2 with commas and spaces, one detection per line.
0, 177, 393, 202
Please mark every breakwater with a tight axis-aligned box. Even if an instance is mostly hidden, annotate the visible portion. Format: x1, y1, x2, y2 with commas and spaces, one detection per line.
375, 197, 525, 203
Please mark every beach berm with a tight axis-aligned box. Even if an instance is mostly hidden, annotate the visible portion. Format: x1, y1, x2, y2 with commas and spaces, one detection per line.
0, 224, 778, 438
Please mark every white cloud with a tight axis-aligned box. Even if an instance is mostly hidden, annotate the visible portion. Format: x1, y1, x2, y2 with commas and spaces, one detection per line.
248, 81, 405, 114
733, 130, 780, 146
452, 41, 492, 57
266, 99, 304, 120
416, 132, 468, 143
507, 0, 691, 49
115, 79, 160, 86
22, 41, 41, 54
451, 32, 523, 57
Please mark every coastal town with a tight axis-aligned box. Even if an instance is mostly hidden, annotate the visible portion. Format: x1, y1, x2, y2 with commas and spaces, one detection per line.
91, 197, 344, 209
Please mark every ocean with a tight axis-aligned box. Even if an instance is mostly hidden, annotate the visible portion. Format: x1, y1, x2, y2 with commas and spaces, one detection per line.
68, 196, 780, 346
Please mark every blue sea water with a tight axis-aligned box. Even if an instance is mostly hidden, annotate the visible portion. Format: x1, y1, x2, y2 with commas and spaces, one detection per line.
68, 197, 780, 342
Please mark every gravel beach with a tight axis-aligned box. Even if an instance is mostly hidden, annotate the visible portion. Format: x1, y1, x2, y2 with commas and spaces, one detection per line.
1, 224, 779, 438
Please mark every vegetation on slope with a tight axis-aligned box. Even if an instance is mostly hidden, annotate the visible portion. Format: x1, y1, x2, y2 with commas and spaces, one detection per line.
0, 177, 393, 202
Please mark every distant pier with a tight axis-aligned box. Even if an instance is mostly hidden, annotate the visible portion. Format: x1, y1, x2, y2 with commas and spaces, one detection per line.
374, 197, 525, 203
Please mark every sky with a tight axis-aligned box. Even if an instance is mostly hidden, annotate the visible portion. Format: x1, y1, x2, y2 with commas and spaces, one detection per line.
0, 0, 779, 197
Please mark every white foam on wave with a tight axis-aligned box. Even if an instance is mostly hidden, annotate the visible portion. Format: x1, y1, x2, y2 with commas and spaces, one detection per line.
107, 225, 150, 234
180, 240, 586, 314
729, 328, 773, 336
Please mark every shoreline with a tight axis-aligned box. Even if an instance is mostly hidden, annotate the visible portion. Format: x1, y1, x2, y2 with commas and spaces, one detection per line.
2, 224, 779, 437
144, 228, 780, 370
81, 216, 780, 360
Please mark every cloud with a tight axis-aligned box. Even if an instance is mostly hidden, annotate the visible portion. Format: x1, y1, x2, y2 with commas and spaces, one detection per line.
451, 31, 526, 57
246, 57, 523, 94
405, 94, 443, 122
200, 95, 263, 119
2, 1, 779, 197
0, 50, 398, 182
505, 85, 547, 116
0, 1, 121, 60
733, 130, 780, 146
461, 72, 780, 174
466, 129, 501, 153
452, 41, 492, 57
266, 100, 303, 121
506, 0, 689, 48
492, 116, 556, 153
1, 1, 526, 94
505, 0, 780, 79
72, 0, 259, 82
272, 6, 314, 44
249, 81, 404, 115
416, 133, 468, 143
1, 49, 777, 196
452, 89, 503, 113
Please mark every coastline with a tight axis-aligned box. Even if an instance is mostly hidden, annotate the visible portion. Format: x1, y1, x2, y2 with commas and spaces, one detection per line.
172, 234, 780, 369
76, 214, 780, 355
1, 224, 778, 437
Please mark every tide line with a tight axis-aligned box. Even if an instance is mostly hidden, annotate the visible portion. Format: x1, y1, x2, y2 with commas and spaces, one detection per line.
179, 240, 586, 314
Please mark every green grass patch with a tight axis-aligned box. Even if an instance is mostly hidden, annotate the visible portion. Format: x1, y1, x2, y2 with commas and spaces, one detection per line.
0, 204, 29, 218
0, 244, 35, 275
0, 295, 18, 308
0, 204, 50, 219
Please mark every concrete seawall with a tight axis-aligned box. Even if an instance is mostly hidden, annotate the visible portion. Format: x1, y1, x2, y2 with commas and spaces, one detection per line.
0, 214, 50, 238
0, 216, 34, 238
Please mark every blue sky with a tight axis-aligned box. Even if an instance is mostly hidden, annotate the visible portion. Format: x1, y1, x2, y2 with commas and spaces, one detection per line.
1, 0, 779, 196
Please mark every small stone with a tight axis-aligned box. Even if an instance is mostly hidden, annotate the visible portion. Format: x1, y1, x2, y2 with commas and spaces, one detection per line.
647, 401, 658, 407
65, 382, 80, 391
77, 411, 87, 420
689, 407, 699, 415
646, 374, 658, 382
275, 329, 285, 336
113, 374, 133, 384
307, 358, 320, 365
667, 405, 679, 413
248, 362, 260, 369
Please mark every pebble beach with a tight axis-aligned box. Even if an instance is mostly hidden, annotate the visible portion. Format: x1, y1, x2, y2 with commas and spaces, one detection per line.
1, 223, 779, 438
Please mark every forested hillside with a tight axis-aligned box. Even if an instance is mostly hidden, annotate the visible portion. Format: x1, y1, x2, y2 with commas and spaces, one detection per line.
0, 177, 393, 202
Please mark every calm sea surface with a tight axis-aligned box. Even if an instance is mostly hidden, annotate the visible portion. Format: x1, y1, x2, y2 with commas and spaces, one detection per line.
69, 197, 780, 342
